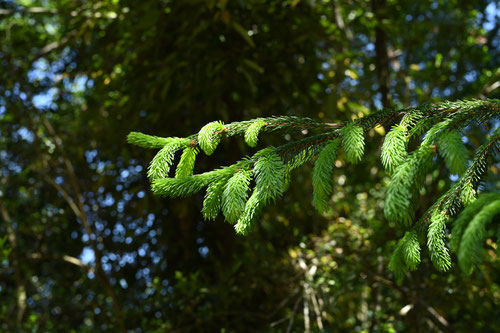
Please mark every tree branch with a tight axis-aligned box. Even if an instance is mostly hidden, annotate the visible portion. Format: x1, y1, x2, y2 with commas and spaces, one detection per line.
0, 7, 57, 16
29, 252, 94, 272
0, 201, 27, 328
40, 118, 126, 333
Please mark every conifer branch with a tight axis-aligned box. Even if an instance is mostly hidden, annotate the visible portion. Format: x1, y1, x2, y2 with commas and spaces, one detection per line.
416, 132, 500, 230
129, 98, 500, 277
313, 139, 340, 213
457, 199, 500, 274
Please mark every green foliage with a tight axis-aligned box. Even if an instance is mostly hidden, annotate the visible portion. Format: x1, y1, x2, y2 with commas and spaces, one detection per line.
152, 174, 213, 198
427, 211, 452, 272
198, 121, 225, 155
451, 193, 500, 251
127, 132, 177, 149
278, 133, 332, 171
175, 147, 199, 178
402, 231, 421, 271
244, 119, 266, 147
0, 236, 11, 262
131, 100, 499, 281
421, 118, 450, 146
417, 130, 500, 228
460, 182, 477, 206
381, 124, 408, 174
457, 199, 500, 274
147, 139, 190, 180
341, 123, 365, 164
253, 151, 287, 203
202, 179, 227, 220
128, 99, 500, 290
312, 139, 340, 213
384, 145, 434, 227
437, 129, 468, 175
222, 169, 252, 223
400, 110, 424, 129
152, 164, 241, 198
234, 188, 263, 235
389, 231, 421, 281
4, 0, 500, 330
450, 193, 500, 274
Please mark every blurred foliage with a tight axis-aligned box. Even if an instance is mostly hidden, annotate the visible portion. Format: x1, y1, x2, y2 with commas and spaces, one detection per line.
0, 0, 499, 332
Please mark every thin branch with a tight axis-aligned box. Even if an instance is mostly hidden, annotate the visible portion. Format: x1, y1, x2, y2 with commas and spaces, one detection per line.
286, 295, 303, 333
0, 202, 27, 327
0, 7, 58, 15
303, 288, 311, 333
38, 116, 126, 333
333, 0, 353, 41
33, 30, 79, 61
29, 253, 95, 272
483, 81, 500, 95
42, 175, 83, 220
419, 300, 455, 333
309, 287, 324, 330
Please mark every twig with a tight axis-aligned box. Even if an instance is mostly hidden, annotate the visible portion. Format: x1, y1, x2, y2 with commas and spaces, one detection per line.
303, 288, 311, 333
286, 295, 303, 333
0, 7, 58, 15
0, 202, 27, 327
309, 287, 324, 330
29, 253, 94, 272
39, 116, 127, 333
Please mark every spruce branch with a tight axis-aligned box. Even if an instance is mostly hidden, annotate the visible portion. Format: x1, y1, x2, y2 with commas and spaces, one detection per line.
341, 123, 365, 164
254, 151, 287, 203
202, 178, 228, 220
402, 231, 421, 271
129, 98, 500, 277
175, 147, 199, 178
147, 139, 190, 180
222, 169, 252, 223
450, 193, 500, 253
460, 182, 477, 207
416, 132, 500, 230
244, 119, 267, 147
388, 239, 407, 282
427, 211, 452, 272
312, 139, 340, 213
381, 124, 408, 174
235, 188, 264, 235
127, 132, 179, 149
199, 121, 225, 155
389, 231, 421, 281
384, 145, 434, 227
437, 129, 468, 176
457, 199, 500, 274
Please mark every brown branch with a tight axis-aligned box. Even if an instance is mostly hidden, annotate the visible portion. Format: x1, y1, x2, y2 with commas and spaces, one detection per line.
0, 7, 58, 15
0, 202, 27, 328
333, 0, 353, 41
1, 57, 126, 329
42, 175, 83, 221
286, 295, 303, 333
33, 30, 79, 61
419, 300, 455, 333
29, 253, 94, 272
39, 117, 127, 333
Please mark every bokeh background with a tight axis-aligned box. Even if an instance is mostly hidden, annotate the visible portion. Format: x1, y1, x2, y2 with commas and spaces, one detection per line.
1, 0, 500, 331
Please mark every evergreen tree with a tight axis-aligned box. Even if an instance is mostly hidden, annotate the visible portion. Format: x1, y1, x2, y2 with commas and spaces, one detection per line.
130, 99, 500, 279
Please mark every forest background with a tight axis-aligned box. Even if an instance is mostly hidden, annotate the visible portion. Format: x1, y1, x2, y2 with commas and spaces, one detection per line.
1, 0, 500, 332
